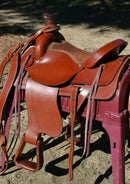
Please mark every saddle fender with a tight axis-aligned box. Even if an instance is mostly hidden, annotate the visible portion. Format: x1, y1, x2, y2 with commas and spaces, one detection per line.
25, 78, 63, 144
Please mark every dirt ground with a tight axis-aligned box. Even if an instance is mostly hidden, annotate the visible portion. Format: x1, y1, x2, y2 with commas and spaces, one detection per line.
0, 4, 130, 184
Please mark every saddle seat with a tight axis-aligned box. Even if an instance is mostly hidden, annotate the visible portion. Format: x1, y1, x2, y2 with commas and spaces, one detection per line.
26, 39, 128, 87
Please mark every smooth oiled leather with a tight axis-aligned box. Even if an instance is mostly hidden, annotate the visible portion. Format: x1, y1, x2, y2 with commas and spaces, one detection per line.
84, 39, 127, 68
26, 40, 129, 100
25, 78, 62, 145
0, 53, 19, 122
18, 36, 129, 179
0, 22, 61, 174
0, 53, 19, 174
0, 15, 129, 182
27, 39, 127, 87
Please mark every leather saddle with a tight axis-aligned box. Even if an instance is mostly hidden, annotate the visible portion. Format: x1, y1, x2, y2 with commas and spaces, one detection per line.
14, 38, 129, 179
0, 13, 129, 181
27, 39, 127, 84
26, 39, 128, 100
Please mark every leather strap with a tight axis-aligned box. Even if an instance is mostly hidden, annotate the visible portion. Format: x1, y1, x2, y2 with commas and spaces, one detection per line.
0, 55, 30, 175
0, 24, 59, 63
0, 56, 10, 78
83, 64, 103, 157
0, 144, 8, 175
14, 55, 31, 137
0, 53, 19, 173
20, 24, 59, 55
0, 23, 59, 175
0, 135, 5, 146
0, 86, 17, 174
0, 124, 8, 175
68, 85, 79, 180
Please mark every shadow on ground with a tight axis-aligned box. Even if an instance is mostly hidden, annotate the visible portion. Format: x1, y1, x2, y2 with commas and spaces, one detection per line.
0, 0, 129, 35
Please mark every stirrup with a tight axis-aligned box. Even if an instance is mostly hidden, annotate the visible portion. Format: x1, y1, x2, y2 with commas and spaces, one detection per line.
14, 134, 43, 172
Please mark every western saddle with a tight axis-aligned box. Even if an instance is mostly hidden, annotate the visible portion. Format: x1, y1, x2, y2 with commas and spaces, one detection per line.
0, 13, 129, 184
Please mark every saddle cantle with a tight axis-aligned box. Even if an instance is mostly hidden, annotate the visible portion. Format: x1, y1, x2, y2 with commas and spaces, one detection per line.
0, 13, 129, 184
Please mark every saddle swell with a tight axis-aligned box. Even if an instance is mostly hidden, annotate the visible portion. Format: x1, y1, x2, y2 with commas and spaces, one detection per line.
26, 49, 85, 86
26, 40, 92, 86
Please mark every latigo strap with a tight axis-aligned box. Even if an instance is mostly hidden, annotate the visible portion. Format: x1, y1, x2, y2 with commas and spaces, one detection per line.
68, 85, 79, 180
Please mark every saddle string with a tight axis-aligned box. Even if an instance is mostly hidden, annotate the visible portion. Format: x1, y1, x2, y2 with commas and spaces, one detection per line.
83, 64, 103, 157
